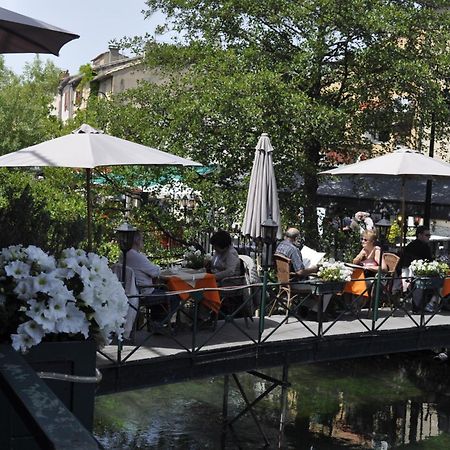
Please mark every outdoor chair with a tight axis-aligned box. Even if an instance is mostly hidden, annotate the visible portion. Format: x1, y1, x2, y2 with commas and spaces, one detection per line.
111, 264, 172, 338
269, 254, 300, 317
216, 258, 254, 328
366, 252, 400, 316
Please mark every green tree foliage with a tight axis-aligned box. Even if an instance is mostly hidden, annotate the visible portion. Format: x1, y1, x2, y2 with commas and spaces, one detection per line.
0, 56, 61, 154
0, 58, 90, 253
103, 0, 450, 249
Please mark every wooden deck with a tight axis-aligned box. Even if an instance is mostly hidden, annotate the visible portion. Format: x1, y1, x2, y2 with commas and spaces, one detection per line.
96, 308, 450, 395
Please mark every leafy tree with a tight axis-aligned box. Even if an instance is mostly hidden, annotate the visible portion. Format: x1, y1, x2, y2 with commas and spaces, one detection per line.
0, 56, 62, 154
104, 0, 450, 249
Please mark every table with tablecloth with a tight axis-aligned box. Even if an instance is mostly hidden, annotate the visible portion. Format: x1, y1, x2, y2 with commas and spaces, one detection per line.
342, 267, 371, 297
160, 268, 221, 313
443, 273, 450, 298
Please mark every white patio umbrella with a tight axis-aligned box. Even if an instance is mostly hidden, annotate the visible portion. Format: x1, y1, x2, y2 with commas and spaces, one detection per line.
242, 133, 282, 240
320, 146, 450, 242
0, 124, 201, 250
0, 6, 79, 55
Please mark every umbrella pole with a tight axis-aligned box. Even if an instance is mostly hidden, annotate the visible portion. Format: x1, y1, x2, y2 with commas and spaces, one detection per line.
86, 168, 92, 252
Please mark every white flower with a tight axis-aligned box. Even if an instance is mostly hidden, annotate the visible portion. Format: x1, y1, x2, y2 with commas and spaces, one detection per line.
317, 261, 353, 282
1, 244, 129, 353
17, 320, 45, 346
410, 259, 449, 277
11, 332, 34, 353
5, 261, 31, 279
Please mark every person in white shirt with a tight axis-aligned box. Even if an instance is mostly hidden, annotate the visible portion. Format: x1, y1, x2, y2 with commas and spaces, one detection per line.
124, 231, 161, 295
123, 231, 176, 324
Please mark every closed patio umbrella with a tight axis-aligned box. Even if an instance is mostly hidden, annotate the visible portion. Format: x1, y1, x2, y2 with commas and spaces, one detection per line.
0, 6, 79, 55
242, 133, 282, 240
0, 124, 201, 250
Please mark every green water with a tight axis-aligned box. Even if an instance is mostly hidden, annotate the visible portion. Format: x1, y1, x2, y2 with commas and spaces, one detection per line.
94, 352, 450, 449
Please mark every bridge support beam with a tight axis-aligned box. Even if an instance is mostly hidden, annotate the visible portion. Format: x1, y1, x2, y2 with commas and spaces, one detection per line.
220, 363, 290, 448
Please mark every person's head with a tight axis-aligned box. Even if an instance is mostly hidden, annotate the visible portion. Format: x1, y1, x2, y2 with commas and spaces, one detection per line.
210, 230, 232, 253
361, 230, 377, 248
416, 226, 431, 242
132, 230, 144, 251
355, 211, 369, 222
284, 227, 300, 241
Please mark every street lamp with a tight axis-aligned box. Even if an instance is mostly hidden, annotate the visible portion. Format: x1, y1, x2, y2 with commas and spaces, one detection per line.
261, 217, 279, 269
375, 216, 392, 249
115, 222, 138, 285
259, 217, 278, 338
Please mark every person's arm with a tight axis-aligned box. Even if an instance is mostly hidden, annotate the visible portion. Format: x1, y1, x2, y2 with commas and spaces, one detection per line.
353, 249, 366, 265
291, 248, 317, 277
134, 252, 161, 278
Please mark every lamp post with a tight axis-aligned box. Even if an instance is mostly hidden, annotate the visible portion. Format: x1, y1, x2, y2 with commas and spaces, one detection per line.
372, 215, 392, 325
259, 217, 279, 338
115, 222, 138, 286
180, 195, 188, 220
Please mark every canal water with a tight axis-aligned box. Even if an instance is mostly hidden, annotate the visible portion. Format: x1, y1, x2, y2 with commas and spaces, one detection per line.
94, 352, 450, 449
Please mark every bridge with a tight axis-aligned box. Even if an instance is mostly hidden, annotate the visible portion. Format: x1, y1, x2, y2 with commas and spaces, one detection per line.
96, 281, 450, 395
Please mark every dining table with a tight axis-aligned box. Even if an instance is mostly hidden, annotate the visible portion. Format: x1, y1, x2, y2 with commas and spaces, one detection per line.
160, 267, 221, 313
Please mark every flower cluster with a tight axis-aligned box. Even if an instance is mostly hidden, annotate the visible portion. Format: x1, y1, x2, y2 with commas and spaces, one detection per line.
183, 246, 205, 270
317, 261, 353, 282
410, 259, 449, 278
0, 245, 129, 353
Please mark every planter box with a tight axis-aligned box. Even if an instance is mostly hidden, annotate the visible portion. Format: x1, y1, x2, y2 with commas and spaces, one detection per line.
415, 277, 444, 290
313, 281, 346, 294
0, 340, 97, 449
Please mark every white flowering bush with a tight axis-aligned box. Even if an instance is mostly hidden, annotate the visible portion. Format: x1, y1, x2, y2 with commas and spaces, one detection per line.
183, 246, 205, 269
0, 245, 129, 353
317, 261, 353, 282
410, 259, 449, 278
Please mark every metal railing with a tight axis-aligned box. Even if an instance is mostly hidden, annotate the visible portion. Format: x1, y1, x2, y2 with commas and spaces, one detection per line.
100, 274, 450, 365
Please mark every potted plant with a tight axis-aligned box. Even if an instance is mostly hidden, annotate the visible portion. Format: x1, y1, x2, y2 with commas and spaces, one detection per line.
183, 246, 206, 270
0, 245, 129, 435
314, 260, 353, 294
409, 259, 449, 290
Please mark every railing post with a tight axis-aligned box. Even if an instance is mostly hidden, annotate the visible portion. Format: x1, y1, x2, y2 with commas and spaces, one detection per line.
258, 269, 268, 342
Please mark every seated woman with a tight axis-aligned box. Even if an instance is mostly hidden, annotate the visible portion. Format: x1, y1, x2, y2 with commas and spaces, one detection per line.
353, 230, 387, 274
208, 230, 241, 283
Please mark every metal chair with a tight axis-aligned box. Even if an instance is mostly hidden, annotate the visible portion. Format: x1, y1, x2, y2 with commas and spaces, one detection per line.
218, 259, 254, 328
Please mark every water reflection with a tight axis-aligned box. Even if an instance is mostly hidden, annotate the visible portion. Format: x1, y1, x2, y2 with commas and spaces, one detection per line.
94, 352, 450, 449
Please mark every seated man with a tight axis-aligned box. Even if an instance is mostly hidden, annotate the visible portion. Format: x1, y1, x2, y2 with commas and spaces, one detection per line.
123, 231, 177, 325
400, 226, 436, 312
275, 228, 331, 316
275, 227, 318, 281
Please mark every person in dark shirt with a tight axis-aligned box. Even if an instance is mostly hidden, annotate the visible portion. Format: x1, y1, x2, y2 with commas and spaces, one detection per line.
401, 226, 433, 268
400, 226, 434, 312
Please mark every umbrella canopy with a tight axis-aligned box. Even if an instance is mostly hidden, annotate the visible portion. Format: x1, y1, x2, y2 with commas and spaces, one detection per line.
321, 146, 450, 178
0, 124, 202, 250
0, 6, 79, 55
319, 146, 450, 243
242, 133, 282, 240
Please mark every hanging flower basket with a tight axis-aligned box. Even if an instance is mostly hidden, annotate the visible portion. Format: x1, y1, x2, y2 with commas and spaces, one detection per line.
313, 280, 347, 294
314, 261, 353, 294
414, 277, 444, 290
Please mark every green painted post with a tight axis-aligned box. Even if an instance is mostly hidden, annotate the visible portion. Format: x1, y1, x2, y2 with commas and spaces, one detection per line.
259, 270, 268, 341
